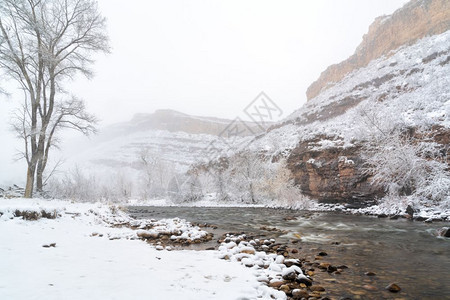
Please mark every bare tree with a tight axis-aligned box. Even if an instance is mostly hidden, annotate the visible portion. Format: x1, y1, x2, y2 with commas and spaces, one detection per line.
0, 0, 109, 197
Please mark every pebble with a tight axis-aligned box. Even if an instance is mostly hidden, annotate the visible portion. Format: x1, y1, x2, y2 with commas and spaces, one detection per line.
310, 285, 325, 292
318, 262, 330, 269
386, 283, 401, 293
363, 284, 377, 291
282, 272, 297, 281
350, 290, 366, 295
279, 284, 290, 293
438, 227, 450, 237
327, 265, 338, 273
365, 271, 376, 276
297, 277, 312, 287
268, 281, 284, 288
292, 289, 309, 299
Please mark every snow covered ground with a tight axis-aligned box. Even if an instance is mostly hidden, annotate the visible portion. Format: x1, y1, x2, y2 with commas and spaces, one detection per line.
0, 198, 283, 300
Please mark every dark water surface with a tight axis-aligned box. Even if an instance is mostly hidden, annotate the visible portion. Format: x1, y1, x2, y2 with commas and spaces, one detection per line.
128, 206, 450, 300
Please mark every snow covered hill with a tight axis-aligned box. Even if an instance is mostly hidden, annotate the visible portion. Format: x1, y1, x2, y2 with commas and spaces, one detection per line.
53, 109, 262, 200
245, 29, 449, 206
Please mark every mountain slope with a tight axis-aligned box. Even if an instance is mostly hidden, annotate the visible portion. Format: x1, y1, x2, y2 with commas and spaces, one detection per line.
306, 0, 450, 101
55, 109, 262, 199
248, 29, 450, 204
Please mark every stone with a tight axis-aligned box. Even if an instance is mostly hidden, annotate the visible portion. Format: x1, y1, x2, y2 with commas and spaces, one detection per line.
285, 259, 301, 267
363, 284, 377, 291
137, 231, 159, 239
318, 262, 330, 269
350, 290, 366, 295
406, 205, 414, 217
269, 281, 284, 288
297, 276, 312, 287
283, 272, 297, 281
292, 289, 309, 299
310, 285, 325, 292
279, 284, 290, 293
386, 283, 401, 293
327, 265, 337, 273
240, 249, 255, 255
318, 251, 327, 256
438, 227, 450, 238
365, 271, 376, 276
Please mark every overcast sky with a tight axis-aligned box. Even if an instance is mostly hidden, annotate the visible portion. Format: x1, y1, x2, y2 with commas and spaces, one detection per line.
0, 0, 408, 185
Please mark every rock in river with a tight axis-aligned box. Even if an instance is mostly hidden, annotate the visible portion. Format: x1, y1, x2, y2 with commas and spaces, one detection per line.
385, 283, 401, 293
438, 227, 450, 238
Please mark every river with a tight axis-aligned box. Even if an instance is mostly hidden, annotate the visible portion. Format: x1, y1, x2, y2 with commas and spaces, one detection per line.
128, 206, 450, 299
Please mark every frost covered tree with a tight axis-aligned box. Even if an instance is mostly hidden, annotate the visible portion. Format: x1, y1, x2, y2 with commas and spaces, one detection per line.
259, 159, 307, 208
226, 152, 267, 203
138, 149, 175, 198
358, 101, 450, 203
0, 0, 109, 197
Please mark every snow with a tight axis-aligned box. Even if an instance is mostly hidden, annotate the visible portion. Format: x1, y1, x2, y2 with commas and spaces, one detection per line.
248, 30, 450, 157
0, 198, 276, 299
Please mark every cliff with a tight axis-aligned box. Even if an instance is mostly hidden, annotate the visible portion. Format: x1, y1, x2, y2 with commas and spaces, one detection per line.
248, 27, 450, 204
306, 0, 450, 101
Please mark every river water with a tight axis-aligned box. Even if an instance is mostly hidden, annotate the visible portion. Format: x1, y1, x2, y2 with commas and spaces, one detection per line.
128, 206, 450, 299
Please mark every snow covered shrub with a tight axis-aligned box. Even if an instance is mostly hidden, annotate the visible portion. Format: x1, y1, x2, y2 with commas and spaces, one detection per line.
47, 167, 134, 202
362, 127, 450, 202
167, 174, 203, 203
257, 159, 311, 208
138, 149, 175, 199
358, 99, 450, 204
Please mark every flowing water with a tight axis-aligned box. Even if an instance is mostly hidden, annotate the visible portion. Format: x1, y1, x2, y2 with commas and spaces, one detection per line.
128, 206, 450, 299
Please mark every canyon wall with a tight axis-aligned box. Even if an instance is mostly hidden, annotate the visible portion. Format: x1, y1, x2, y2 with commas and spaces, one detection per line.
306, 0, 450, 101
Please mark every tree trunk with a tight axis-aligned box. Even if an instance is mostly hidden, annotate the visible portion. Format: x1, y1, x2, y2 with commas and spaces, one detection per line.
36, 161, 44, 192
24, 165, 36, 198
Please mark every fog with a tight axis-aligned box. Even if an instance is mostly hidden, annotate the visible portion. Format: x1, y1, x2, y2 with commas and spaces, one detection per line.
0, 0, 408, 185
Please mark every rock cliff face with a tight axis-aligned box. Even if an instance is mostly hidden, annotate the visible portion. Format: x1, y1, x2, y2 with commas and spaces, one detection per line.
286, 138, 383, 205
306, 0, 450, 101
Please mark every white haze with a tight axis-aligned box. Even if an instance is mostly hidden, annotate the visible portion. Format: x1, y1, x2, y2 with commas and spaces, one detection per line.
0, 0, 408, 185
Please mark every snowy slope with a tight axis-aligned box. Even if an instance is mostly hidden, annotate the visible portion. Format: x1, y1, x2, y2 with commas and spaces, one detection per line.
0, 199, 279, 300
247, 30, 450, 155
64, 110, 255, 172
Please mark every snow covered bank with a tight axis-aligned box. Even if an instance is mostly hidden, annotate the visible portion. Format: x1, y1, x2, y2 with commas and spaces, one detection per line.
0, 198, 276, 300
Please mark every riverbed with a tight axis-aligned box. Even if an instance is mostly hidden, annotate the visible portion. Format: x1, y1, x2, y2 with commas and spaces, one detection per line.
128, 207, 450, 299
